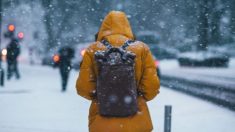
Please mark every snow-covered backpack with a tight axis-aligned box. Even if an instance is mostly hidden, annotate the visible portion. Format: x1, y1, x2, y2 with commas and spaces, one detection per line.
95, 39, 138, 117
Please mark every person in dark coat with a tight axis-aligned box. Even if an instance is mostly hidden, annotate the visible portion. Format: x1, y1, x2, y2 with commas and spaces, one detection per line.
57, 46, 75, 92
6, 38, 20, 80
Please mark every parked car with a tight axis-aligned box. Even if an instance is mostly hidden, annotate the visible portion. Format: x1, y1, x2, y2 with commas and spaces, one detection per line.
41, 53, 56, 66
71, 48, 86, 70
178, 51, 230, 67
136, 31, 178, 59
149, 44, 179, 60
71, 43, 90, 70
136, 31, 160, 44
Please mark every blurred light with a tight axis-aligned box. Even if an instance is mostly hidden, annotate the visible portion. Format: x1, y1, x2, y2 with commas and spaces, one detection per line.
17, 32, 24, 39
81, 49, 86, 57
155, 60, 159, 67
8, 24, 15, 32
53, 54, 60, 63
2, 49, 7, 56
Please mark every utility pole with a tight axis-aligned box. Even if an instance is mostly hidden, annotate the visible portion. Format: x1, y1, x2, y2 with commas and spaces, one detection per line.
198, 0, 209, 51
0, 0, 4, 86
0, 0, 2, 51
164, 105, 172, 132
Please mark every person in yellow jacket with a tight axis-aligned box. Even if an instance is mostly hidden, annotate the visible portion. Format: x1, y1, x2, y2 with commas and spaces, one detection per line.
76, 11, 160, 132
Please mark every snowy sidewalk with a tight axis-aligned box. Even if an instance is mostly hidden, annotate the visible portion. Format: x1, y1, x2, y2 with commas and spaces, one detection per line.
0, 63, 235, 132
159, 58, 235, 110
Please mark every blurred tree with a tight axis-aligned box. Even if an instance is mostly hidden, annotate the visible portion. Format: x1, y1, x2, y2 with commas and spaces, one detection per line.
41, 0, 77, 48
36, 0, 233, 52
197, 0, 209, 50
41, 0, 54, 49
0, 0, 2, 48
209, 0, 223, 45
231, 0, 235, 36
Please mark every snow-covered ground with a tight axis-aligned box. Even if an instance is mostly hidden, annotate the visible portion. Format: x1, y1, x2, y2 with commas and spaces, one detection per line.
0, 63, 235, 132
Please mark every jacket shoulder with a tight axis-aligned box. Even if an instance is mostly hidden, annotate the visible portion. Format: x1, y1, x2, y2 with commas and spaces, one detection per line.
128, 40, 150, 53
86, 41, 106, 54
136, 41, 150, 49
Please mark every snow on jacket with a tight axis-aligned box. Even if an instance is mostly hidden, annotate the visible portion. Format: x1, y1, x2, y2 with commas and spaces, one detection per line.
76, 11, 160, 132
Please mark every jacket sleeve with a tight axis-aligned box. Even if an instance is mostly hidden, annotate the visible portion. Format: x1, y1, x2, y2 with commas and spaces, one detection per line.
139, 45, 160, 101
76, 49, 96, 100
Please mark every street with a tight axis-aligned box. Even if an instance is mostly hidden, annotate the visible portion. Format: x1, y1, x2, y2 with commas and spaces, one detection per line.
0, 63, 235, 132
1, 0, 235, 132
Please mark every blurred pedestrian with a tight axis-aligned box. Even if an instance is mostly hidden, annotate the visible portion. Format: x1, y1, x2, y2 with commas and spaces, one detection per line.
6, 38, 20, 80
76, 11, 160, 132
56, 46, 74, 92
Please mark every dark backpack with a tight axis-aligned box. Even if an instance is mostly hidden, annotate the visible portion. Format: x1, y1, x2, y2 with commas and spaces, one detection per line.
94, 40, 138, 117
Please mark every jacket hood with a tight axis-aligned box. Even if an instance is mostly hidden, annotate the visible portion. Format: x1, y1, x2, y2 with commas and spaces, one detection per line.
97, 11, 134, 41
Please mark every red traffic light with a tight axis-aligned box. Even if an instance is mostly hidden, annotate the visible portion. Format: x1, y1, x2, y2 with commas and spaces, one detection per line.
155, 60, 159, 68
53, 54, 60, 63
17, 32, 24, 39
8, 24, 15, 32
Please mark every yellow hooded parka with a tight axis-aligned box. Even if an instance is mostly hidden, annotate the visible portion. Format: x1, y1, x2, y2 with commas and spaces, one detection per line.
76, 11, 160, 132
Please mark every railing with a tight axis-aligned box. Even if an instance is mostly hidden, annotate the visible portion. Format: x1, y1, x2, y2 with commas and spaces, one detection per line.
161, 75, 235, 111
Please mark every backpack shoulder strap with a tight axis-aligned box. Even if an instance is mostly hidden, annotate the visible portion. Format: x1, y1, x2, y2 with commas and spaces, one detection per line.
101, 39, 135, 50
101, 39, 113, 49
121, 40, 135, 50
